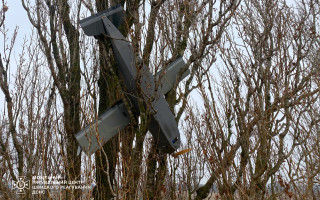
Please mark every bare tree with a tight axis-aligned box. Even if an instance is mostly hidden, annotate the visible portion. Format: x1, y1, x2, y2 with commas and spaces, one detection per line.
0, 4, 58, 199
21, 0, 82, 198
2, 0, 319, 199
185, 0, 320, 199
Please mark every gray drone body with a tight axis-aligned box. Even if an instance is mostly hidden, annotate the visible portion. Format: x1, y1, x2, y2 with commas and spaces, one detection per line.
76, 5, 190, 155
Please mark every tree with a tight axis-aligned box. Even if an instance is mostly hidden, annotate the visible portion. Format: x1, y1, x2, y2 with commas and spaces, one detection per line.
90, 0, 239, 199
0, 3, 58, 199
22, 0, 82, 198
189, 0, 320, 199
1, 0, 319, 199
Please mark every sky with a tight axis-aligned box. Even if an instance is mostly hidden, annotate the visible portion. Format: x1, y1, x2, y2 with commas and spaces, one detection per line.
1, 1, 31, 49
0, 1, 32, 111
1, 0, 317, 194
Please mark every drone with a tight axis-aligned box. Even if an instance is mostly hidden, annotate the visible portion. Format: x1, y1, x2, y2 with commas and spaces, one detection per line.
76, 5, 190, 155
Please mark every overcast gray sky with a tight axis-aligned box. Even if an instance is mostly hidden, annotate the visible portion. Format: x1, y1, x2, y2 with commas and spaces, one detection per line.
1, 1, 31, 47
0, 2, 32, 111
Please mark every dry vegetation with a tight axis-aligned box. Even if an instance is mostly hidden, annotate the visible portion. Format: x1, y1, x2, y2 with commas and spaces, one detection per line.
0, 0, 319, 199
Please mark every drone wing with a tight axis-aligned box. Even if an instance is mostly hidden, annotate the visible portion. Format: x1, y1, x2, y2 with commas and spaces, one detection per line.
77, 6, 190, 155
75, 101, 130, 155
76, 58, 189, 155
